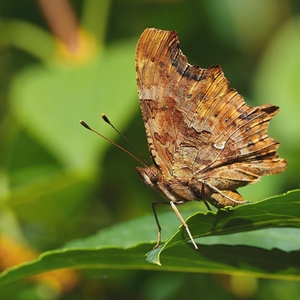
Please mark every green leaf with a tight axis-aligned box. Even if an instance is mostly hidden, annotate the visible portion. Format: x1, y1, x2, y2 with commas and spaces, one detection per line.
10, 38, 137, 171
0, 190, 299, 286
254, 17, 300, 152
148, 190, 300, 264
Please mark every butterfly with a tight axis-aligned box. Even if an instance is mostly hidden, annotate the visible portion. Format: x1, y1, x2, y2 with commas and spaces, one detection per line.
134, 28, 287, 249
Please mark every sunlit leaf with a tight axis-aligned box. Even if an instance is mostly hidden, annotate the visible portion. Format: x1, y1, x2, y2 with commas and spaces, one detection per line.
0, 190, 299, 286
149, 190, 300, 264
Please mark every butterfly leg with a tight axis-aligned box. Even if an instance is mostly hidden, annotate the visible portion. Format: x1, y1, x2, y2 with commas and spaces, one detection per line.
203, 200, 212, 211
152, 201, 171, 248
152, 201, 198, 249
202, 180, 248, 205
169, 201, 198, 249
200, 181, 212, 211
189, 179, 247, 208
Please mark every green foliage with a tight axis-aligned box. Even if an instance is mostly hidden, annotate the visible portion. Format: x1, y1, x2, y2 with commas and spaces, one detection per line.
1, 190, 300, 287
148, 190, 300, 265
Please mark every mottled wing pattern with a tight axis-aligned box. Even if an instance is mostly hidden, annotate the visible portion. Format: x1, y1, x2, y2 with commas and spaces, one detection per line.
135, 28, 286, 205
136, 28, 210, 179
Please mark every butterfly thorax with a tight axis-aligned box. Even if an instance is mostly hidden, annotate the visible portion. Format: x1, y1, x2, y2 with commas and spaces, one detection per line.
135, 165, 190, 204
135, 165, 219, 206
136, 164, 253, 208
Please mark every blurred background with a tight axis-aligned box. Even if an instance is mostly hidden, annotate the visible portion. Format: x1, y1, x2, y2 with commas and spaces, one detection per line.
0, 0, 299, 299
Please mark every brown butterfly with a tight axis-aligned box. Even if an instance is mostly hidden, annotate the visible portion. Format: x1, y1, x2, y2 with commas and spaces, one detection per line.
134, 28, 287, 249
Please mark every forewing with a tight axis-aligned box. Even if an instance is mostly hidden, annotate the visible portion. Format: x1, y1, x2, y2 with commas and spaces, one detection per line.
136, 28, 215, 177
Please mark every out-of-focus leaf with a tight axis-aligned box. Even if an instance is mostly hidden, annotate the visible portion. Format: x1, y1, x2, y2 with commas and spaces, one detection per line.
10, 38, 137, 171
254, 17, 300, 151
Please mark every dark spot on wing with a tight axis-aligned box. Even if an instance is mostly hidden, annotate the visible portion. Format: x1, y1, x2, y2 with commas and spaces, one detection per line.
248, 140, 254, 147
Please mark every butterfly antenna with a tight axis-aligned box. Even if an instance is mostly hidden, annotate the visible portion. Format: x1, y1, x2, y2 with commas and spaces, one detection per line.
80, 120, 148, 167
101, 113, 150, 166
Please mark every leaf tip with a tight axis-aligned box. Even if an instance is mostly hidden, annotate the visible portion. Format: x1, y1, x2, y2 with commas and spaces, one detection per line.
145, 245, 164, 266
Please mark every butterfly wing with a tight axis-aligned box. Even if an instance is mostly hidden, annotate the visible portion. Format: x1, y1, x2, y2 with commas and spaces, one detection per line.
135, 28, 286, 205
136, 28, 211, 178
